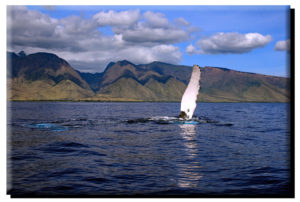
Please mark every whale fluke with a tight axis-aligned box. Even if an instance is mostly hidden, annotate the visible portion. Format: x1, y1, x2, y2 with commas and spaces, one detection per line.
179, 64, 201, 120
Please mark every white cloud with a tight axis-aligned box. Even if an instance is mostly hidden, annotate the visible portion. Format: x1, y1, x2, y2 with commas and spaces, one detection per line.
274, 39, 290, 51
122, 26, 188, 44
196, 32, 272, 54
117, 12, 189, 44
59, 15, 97, 36
112, 44, 182, 65
57, 44, 182, 72
151, 45, 182, 64
174, 17, 190, 26
186, 44, 197, 55
7, 6, 58, 38
93, 9, 140, 27
7, 6, 193, 72
143, 11, 169, 28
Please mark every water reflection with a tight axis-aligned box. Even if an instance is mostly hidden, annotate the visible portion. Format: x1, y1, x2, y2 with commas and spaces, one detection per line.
178, 124, 203, 188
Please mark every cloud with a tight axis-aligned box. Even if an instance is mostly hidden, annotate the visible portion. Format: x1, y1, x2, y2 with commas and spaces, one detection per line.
42, 5, 56, 11
7, 6, 58, 38
59, 15, 98, 35
174, 17, 190, 26
274, 39, 290, 51
116, 12, 189, 44
93, 9, 140, 27
7, 6, 192, 72
121, 26, 188, 44
59, 44, 182, 72
186, 44, 197, 55
143, 11, 169, 28
107, 44, 182, 65
193, 32, 272, 54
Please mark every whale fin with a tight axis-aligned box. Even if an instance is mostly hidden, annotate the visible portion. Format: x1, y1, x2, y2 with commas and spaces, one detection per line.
179, 64, 201, 120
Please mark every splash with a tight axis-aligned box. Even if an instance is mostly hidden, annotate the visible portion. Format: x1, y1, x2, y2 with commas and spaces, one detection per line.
179, 65, 201, 120
126, 116, 229, 125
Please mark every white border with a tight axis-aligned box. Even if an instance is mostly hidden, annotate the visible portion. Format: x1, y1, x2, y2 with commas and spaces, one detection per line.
1, 0, 297, 5
1, 0, 298, 201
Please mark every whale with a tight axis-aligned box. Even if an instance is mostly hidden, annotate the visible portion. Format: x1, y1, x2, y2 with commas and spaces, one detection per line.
179, 64, 201, 120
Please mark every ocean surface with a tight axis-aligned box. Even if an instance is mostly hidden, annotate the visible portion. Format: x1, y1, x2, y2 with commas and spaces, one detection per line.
7, 102, 292, 197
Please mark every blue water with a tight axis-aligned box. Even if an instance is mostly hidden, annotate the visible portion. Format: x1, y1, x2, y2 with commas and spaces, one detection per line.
7, 102, 292, 197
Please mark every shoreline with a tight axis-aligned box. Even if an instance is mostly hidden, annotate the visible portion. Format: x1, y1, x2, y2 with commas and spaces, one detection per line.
7, 100, 290, 103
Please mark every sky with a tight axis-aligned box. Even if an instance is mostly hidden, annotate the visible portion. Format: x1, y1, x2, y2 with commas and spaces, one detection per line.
6, 5, 291, 76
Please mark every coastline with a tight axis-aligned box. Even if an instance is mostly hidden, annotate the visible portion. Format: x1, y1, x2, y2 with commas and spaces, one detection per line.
7, 99, 290, 103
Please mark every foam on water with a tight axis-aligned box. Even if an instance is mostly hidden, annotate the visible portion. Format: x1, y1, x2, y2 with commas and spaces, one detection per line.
127, 116, 232, 126
22, 116, 232, 130
24, 123, 68, 132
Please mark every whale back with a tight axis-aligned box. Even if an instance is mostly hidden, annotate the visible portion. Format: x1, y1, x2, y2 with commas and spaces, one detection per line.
180, 65, 201, 119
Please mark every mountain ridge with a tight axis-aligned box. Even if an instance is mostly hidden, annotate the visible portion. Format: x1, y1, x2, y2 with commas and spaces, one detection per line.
7, 51, 290, 102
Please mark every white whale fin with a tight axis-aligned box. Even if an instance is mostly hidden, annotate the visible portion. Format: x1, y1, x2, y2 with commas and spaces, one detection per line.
179, 65, 201, 120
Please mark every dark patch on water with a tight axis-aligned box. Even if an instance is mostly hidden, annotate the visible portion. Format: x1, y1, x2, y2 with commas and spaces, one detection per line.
83, 177, 111, 184
31, 141, 107, 158
10, 154, 42, 161
126, 116, 232, 127
215, 123, 233, 127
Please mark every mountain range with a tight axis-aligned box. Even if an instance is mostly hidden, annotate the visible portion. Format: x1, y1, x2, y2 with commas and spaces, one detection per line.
7, 51, 290, 102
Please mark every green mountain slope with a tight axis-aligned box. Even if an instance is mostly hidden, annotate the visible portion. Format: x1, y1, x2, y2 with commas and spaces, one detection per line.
7, 52, 94, 100
7, 51, 290, 102
144, 78, 187, 101
198, 66, 290, 102
8, 78, 94, 101
98, 78, 157, 101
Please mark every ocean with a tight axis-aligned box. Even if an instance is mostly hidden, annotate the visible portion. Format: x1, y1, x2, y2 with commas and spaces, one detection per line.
7, 102, 292, 197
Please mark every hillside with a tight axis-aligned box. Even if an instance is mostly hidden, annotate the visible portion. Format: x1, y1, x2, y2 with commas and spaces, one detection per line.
198, 67, 290, 102
7, 51, 290, 102
7, 52, 94, 100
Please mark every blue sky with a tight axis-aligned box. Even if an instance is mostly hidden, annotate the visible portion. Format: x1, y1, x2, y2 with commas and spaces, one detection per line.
7, 5, 290, 76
